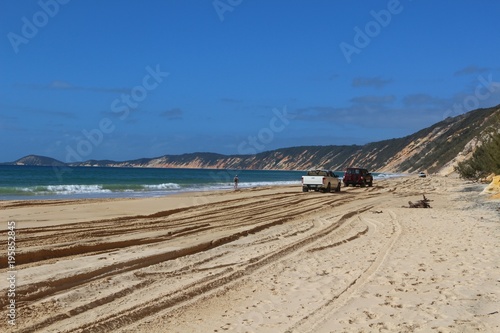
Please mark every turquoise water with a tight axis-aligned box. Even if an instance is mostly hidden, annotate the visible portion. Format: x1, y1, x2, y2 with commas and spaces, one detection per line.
0, 165, 305, 200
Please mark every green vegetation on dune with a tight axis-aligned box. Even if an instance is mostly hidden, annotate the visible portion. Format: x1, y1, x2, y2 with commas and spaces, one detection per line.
455, 129, 500, 180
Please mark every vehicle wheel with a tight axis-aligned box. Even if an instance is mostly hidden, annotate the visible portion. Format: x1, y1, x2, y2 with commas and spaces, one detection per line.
335, 183, 341, 192
360, 181, 366, 187
326, 183, 331, 193
302, 186, 309, 192
368, 180, 373, 187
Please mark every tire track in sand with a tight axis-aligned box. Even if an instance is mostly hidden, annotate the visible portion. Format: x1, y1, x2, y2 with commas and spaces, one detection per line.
52, 206, 374, 333
3, 190, 368, 333
1, 192, 328, 266
287, 209, 402, 333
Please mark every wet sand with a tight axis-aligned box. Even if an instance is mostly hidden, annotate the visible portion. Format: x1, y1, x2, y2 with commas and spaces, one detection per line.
1, 176, 499, 332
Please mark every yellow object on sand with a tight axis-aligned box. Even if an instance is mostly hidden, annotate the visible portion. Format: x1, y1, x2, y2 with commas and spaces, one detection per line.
482, 175, 500, 199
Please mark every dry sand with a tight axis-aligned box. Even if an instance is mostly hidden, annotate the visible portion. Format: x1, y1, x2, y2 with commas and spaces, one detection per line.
1, 176, 499, 333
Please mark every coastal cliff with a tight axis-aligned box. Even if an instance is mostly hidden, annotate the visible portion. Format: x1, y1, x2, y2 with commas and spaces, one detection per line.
8, 105, 500, 174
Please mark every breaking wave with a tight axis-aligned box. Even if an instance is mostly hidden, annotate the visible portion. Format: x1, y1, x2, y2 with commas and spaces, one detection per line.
7, 183, 183, 197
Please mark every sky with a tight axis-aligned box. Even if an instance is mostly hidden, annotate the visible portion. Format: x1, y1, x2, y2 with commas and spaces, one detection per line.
1, 0, 500, 163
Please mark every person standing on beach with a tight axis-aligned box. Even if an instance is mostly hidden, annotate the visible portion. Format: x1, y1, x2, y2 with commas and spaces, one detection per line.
234, 175, 239, 190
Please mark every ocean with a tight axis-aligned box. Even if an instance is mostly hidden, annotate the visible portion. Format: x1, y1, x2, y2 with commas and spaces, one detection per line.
0, 165, 305, 200
0, 165, 401, 200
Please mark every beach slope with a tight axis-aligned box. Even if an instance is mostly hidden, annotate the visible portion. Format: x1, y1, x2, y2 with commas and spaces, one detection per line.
0, 176, 498, 332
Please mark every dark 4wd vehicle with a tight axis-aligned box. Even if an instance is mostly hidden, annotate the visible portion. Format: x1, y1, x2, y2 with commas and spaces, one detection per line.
343, 168, 373, 187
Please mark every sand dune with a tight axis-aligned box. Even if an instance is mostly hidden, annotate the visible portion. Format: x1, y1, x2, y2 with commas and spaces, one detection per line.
1, 176, 498, 332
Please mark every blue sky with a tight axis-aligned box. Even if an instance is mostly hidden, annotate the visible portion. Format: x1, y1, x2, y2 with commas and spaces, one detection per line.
1, 0, 500, 162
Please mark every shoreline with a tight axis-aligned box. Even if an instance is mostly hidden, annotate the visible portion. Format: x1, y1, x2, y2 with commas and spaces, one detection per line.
0, 176, 498, 332
0, 164, 406, 201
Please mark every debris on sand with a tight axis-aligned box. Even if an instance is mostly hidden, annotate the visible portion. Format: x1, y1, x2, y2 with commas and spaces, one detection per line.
405, 194, 432, 208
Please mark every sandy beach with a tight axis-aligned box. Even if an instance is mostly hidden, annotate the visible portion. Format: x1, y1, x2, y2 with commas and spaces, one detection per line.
1, 176, 499, 333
